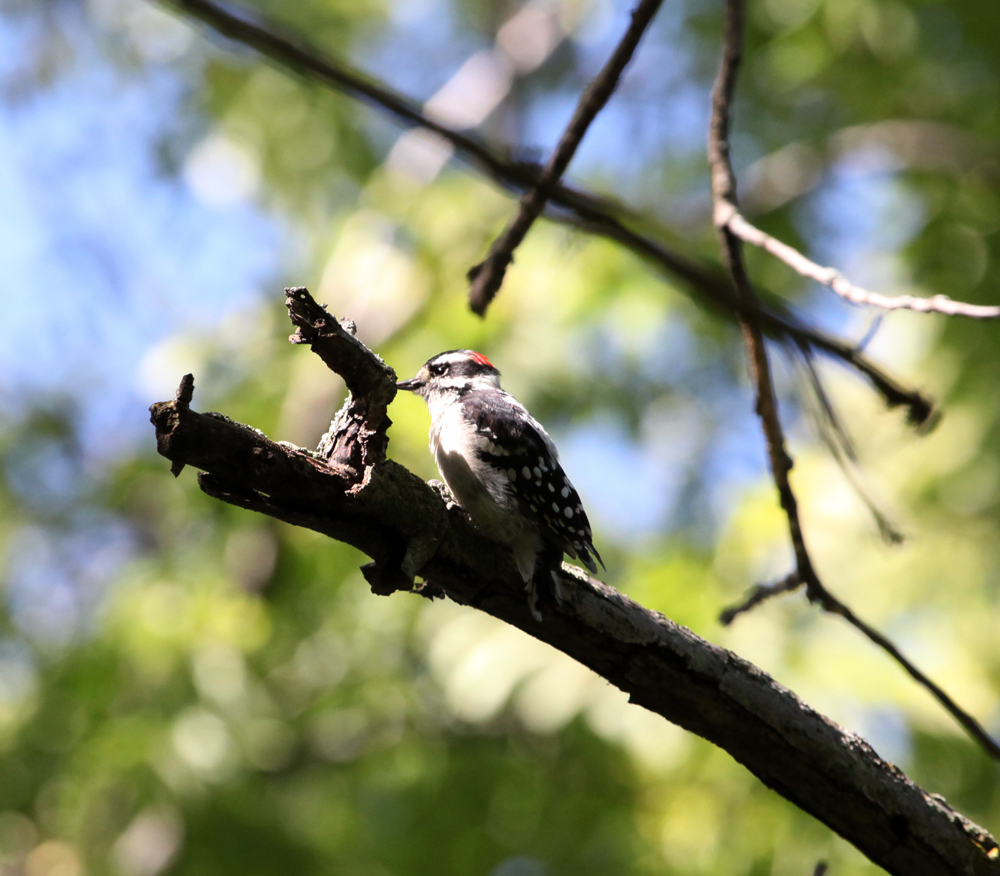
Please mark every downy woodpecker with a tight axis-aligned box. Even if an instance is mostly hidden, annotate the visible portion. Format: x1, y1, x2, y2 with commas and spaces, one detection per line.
396, 350, 603, 619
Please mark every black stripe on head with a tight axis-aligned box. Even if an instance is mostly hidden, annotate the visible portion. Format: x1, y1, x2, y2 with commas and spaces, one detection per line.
424, 350, 501, 381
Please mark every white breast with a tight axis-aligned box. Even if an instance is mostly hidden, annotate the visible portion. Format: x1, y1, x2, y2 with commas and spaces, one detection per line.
428, 399, 523, 543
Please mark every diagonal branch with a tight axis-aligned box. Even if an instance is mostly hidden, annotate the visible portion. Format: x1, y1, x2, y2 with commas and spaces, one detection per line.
719, 205, 1000, 319
820, 587, 1000, 761
147, 291, 1000, 875
720, 574, 1000, 760
156, 0, 936, 426
158, 0, 990, 762
709, 0, 1000, 764
467, 0, 664, 314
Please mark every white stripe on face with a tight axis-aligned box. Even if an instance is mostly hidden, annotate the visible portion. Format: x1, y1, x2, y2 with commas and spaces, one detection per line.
431, 352, 474, 369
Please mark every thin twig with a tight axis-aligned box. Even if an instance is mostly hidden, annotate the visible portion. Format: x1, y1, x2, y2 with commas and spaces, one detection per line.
709, 0, 821, 602
709, 0, 1000, 764
163, 0, 512, 186
719, 572, 802, 625
820, 589, 1000, 761
720, 547, 1000, 761
720, 206, 1000, 319
157, 0, 935, 426
468, 0, 664, 313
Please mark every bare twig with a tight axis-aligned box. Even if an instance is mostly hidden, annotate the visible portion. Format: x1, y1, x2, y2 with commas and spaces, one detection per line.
162, 0, 508, 184
720, 568, 1000, 759
709, 0, 821, 601
468, 0, 663, 313
560, 207, 934, 426
720, 205, 1000, 319
709, 0, 1000, 764
157, 0, 936, 426
821, 588, 1000, 761
719, 572, 802, 625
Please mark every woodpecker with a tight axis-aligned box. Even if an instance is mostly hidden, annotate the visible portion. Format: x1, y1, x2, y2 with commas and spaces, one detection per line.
396, 350, 603, 619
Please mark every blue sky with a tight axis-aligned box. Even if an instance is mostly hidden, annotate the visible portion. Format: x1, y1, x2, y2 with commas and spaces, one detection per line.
0, 9, 280, 460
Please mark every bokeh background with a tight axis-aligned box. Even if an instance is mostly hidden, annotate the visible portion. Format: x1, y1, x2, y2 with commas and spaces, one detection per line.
1, 0, 999, 873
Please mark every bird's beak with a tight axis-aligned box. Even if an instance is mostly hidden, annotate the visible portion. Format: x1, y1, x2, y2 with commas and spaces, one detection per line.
396, 376, 423, 392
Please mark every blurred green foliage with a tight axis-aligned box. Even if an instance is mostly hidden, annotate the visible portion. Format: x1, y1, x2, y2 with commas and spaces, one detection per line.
1, 0, 1000, 874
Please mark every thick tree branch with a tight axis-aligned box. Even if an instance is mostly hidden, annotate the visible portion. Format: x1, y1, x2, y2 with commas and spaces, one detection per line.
148, 290, 999, 875
708, 0, 1000, 765
156, 0, 935, 426
468, 0, 663, 313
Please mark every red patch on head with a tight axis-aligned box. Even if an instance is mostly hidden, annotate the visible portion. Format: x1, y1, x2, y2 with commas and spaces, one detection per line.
469, 351, 495, 368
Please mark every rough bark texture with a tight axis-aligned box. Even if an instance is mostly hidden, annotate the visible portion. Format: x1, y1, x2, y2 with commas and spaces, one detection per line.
149, 289, 1000, 876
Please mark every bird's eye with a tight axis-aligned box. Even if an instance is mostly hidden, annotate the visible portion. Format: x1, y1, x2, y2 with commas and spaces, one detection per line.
429, 362, 447, 376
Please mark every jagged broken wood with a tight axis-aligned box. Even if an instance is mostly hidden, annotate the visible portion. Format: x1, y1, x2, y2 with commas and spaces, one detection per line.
148, 287, 999, 876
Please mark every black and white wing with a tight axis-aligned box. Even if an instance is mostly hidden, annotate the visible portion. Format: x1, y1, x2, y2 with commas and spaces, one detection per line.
462, 389, 604, 574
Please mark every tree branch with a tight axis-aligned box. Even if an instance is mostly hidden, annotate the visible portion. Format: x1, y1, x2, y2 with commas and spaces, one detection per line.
558, 208, 935, 427
819, 587, 1000, 761
720, 573, 1000, 761
467, 0, 663, 314
718, 571, 802, 624
285, 287, 397, 474
147, 289, 999, 875
156, 0, 936, 426
709, 0, 820, 601
719, 205, 1000, 319
708, 0, 1000, 764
